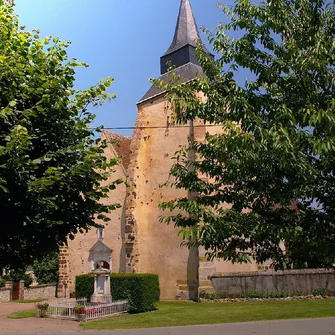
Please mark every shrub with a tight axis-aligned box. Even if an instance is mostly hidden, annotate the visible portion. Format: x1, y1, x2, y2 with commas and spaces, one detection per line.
33, 251, 59, 284
241, 291, 290, 299
200, 290, 314, 300
312, 288, 329, 297
73, 304, 85, 314
75, 273, 160, 313
199, 291, 241, 299
75, 274, 94, 299
111, 273, 160, 313
36, 302, 49, 310
1, 269, 33, 288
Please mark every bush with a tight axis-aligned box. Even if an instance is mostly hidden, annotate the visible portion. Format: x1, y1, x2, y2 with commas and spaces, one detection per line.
200, 290, 314, 300
199, 291, 241, 299
111, 273, 160, 313
312, 288, 329, 297
75, 274, 94, 299
1, 269, 33, 288
33, 251, 59, 284
241, 291, 290, 299
75, 273, 160, 313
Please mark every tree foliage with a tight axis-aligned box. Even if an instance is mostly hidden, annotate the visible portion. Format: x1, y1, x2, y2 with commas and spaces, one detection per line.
0, 1, 122, 269
0, 269, 33, 288
159, 0, 335, 269
33, 251, 59, 284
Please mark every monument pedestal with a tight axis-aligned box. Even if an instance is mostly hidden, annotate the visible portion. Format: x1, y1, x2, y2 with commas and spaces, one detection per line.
90, 270, 112, 304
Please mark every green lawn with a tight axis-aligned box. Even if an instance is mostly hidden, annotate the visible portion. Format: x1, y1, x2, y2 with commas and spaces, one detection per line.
82, 300, 335, 330
8, 309, 36, 319
13, 298, 47, 303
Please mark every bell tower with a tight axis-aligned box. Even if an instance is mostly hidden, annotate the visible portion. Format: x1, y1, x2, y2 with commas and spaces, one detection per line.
160, 0, 214, 74
124, 0, 215, 300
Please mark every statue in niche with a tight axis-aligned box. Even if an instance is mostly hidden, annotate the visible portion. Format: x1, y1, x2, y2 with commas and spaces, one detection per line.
95, 260, 110, 272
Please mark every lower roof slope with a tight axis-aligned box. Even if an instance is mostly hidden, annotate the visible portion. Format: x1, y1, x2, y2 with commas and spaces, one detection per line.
102, 130, 131, 171
138, 62, 203, 104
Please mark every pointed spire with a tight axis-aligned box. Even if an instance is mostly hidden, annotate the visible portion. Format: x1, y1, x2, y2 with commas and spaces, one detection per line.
164, 0, 200, 55
160, 0, 213, 74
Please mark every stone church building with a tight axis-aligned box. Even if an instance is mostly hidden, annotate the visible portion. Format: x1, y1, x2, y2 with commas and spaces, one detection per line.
58, 0, 260, 300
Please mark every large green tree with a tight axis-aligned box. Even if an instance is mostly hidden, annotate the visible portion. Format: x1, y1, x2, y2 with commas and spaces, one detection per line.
33, 251, 59, 284
159, 0, 335, 269
0, 0, 121, 270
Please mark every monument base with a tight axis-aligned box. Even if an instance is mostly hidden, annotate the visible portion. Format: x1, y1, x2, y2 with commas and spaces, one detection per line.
90, 294, 113, 304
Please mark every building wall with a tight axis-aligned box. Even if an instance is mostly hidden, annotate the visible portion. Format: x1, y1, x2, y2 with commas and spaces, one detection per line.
58, 95, 266, 300
125, 96, 255, 300
215, 260, 259, 274
58, 132, 128, 297
24, 285, 56, 300
125, 97, 200, 300
0, 288, 11, 302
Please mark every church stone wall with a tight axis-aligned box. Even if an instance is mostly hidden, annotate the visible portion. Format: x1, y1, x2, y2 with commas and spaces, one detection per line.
126, 97, 199, 300
57, 0, 263, 301
58, 133, 128, 297
126, 95, 257, 299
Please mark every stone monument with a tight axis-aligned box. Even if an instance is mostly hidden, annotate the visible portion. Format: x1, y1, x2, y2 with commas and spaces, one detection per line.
89, 229, 113, 303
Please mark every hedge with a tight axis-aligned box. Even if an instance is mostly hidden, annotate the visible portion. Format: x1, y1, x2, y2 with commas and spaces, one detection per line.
75, 274, 94, 300
75, 273, 160, 313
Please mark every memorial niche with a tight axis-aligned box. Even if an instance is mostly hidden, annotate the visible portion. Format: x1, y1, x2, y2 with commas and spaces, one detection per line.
88, 233, 113, 303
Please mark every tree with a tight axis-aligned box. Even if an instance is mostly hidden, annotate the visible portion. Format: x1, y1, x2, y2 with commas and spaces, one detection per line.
0, 269, 33, 288
33, 251, 59, 284
159, 0, 335, 269
0, 1, 122, 270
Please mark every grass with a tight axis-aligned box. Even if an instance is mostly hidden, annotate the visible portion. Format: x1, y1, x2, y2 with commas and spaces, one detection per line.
13, 298, 47, 303
81, 300, 335, 330
8, 309, 36, 319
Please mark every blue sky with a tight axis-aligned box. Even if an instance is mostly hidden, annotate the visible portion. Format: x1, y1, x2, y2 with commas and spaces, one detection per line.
14, 0, 232, 137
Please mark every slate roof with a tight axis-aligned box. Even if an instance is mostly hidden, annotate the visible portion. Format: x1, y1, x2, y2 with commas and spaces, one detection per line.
139, 0, 213, 103
89, 239, 112, 253
163, 0, 201, 55
138, 62, 203, 104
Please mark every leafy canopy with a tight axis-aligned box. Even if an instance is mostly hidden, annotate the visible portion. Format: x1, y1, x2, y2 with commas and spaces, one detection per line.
32, 251, 59, 284
159, 0, 335, 269
0, 269, 33, 288
0, 0, 122, 269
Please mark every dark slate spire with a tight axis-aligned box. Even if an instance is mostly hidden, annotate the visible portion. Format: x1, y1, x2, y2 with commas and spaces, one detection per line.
139, 0, 214, 104
160, 0, 213, 74
164, 0, 200, 55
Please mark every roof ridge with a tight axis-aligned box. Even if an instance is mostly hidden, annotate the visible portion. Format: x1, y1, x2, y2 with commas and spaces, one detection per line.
102, 129, 131, 140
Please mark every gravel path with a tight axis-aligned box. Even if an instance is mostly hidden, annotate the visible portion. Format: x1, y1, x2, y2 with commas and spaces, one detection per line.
0, 302, 80, 334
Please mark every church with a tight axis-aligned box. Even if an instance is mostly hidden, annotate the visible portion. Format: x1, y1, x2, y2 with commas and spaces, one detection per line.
57, 0, 260, 301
